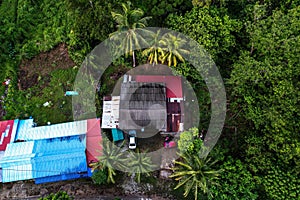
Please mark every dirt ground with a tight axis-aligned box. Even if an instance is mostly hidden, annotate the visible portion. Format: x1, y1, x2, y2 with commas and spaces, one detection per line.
0, 177, 175, 200
18, 43, 75, 90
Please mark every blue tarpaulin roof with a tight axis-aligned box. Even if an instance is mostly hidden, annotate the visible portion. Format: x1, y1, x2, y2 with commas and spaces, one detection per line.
112, 129, 124, 142
0, 135, 87, 183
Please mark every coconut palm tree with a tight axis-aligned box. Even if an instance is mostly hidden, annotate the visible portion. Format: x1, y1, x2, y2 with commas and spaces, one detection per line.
110, 1, 151, 67
169, 152, 222, 199
127, 149, 157, 183
90, 138, 126, 184
142, 29, 164, 66
159, 33, 190, 67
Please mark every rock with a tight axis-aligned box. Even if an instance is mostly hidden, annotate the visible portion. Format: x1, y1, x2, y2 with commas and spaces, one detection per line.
59, 184, 75, 196
40, 188, 49, 196
76, 189, 85, 195
159, 170, 172, 179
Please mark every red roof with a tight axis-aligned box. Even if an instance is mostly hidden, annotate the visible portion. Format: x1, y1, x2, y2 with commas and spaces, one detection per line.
0, 120, 14, 151
86, 119, 102, 164
135, 75, 183, 98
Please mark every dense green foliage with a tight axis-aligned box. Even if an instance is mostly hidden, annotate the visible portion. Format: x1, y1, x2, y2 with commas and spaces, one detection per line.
0, 0, 299, 199
228, 6, 300, 199
167, 5, 242, 74
39, 191, 73, 200
91, 169, 108, 185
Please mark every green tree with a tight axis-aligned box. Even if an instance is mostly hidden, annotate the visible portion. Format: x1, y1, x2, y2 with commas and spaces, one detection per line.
132, 0, 192, 26
142, 29, 164, 66
177, 127, 202, 154
209, 156, 259, 199
127, 149, 157, 183
166, 6, 241, 76
159, 32, 190, 67
110, 1, 151, 67
90, 138, 126, 184
228, 6, 300, 199
170, 152, 222, 199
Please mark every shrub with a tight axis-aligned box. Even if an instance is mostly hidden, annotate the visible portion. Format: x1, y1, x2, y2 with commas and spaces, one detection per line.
39, 191, 73, 200
91, 169, 108, 185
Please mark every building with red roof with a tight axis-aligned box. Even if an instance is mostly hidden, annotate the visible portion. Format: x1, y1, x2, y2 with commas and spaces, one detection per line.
0, 120, 16, 151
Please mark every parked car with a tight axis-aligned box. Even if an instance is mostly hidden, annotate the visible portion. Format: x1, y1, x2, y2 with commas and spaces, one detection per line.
128, 130, 137, 149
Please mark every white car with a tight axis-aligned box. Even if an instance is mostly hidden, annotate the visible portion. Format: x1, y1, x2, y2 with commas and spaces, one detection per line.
128, 130, 137, 149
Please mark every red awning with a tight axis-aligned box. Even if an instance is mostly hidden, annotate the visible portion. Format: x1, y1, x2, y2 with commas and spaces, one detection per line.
135, 75, 183, 98
86, 119, 102, 164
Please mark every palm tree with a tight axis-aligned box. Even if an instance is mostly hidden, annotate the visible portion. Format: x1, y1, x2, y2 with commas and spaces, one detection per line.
90, 138, 126, 184
110, 1, 151, 67
127, 149, 157, 183
142, 29, 164, 66
159, 33, 190, 67
169, 152, 222, 199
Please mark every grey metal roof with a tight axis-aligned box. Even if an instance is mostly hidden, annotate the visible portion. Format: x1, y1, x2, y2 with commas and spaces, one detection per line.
119, 82, 167, 131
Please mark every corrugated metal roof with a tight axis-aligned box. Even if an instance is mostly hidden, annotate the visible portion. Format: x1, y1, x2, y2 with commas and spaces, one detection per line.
119, 82, 167, 130
0, 151, 4, 182
16, 120, 87, 141
35, 172, 89, 184
0, 120, 15, 151
86, 119, 102, 164
0, 141, 35, 182
33, 136, 85, 155
2, 163, 33, 182
0, 135, 87, 183
2, 141, 35, 158
32, 151, 87, 178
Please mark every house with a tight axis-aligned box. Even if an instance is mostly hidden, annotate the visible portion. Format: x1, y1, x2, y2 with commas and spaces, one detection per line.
134, 75, 184, 133
101, 74, 184, 137
119, 81, 167, 132
0, 118, 102, 184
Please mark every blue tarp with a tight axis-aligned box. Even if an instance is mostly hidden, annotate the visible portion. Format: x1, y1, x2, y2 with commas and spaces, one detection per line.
65, 91, 79, 96
112, 129, 124, 142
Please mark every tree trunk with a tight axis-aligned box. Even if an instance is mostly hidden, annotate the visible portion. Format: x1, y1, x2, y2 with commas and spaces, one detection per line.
132, 51, 136, 67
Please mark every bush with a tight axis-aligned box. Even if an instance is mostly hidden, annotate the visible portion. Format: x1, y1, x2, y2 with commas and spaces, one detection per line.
39, 191, 73, 200
91, 169, 108, 185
